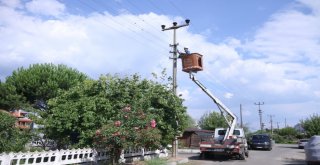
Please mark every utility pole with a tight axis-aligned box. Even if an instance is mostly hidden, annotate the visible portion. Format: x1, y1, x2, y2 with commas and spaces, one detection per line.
240, 104, 243, 128
161, 19, 190, 158
277, 122, 280, 130
285, 118, 287, 127
268, 115, 275, 135
254, 102, 264, 132
161, 19, 190, 94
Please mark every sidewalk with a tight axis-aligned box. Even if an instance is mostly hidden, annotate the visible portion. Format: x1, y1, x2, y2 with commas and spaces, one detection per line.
165, 149, 200, 164
166, 156, 189, 165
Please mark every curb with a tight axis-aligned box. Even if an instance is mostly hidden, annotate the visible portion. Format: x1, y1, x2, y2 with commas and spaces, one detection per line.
178, 149, 200, 154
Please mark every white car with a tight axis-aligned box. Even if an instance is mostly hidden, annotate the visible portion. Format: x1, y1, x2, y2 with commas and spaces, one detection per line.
305, 135, 320, 165
298, 139, 309, 149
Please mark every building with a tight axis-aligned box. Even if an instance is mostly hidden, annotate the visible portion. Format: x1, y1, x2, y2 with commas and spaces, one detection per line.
179, 128, 214, 148
10, 109, 33, 130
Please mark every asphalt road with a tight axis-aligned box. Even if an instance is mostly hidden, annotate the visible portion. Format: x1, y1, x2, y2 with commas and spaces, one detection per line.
178, 144, 306, 165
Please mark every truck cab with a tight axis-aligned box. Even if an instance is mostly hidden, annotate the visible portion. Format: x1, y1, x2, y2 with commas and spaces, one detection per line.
215, 128, 245, 143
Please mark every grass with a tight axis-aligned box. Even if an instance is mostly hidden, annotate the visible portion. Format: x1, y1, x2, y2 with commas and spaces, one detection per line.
144, 158, 167, 165
132, 158, 168, 165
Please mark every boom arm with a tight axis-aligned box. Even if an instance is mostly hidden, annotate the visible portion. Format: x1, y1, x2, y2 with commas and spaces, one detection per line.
189, 72, 237, 141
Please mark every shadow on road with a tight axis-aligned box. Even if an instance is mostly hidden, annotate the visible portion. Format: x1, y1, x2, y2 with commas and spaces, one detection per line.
188, 154, 246, 162
283, 159, 306, 165
277, 145, 300, 149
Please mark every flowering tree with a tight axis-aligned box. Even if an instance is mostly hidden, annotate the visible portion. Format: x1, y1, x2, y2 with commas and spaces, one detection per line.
45, 74, 188, 150
94, 105, 161, 164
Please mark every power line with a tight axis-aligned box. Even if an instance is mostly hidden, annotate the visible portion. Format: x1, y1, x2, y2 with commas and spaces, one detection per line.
147, 0, 167, 14
114, 0, 172, 41
166, 0, 201, 34
97, 0, 172, 51
77, 0, 168, 54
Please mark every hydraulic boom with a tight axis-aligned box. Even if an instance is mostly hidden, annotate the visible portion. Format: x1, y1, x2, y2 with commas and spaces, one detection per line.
189, 72, 237, 141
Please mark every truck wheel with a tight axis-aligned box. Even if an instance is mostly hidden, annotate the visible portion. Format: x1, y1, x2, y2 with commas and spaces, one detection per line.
245, 150, 249, 157
200, 152, 207, 159
238, 149, 246, 160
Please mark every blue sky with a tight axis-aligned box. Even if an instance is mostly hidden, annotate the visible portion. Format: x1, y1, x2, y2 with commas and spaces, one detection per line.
1, 0, 319, 131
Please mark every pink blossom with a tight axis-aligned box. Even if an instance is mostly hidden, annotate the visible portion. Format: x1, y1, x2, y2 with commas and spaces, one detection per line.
150, 119, 156, 128
114, 120, 121, 127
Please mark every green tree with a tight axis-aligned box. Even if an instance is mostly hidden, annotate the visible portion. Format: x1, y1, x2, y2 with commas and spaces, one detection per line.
277, 127, 298, 137
45, 79, 110, 149
0, 82, 26, 110
184, 115, 197, 128
302, 114, 320, 137
198, 111, 228, 130
272, 127, 298, 144
0, 63, 88, 150
0, 111, 30, 152
1, 63, 87, 110
46, 74, 187, 149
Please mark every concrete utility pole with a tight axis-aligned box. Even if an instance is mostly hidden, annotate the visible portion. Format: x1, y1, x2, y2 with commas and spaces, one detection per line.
285, 118, 287, 127
240, 104, 243, 128
254, 102, 264, 132
161, 19, 190, 94
268, 115, 275, 135
161, 19, 190, 158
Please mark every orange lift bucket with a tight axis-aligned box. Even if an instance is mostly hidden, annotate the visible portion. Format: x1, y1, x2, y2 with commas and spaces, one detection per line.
180, 53, 203, 72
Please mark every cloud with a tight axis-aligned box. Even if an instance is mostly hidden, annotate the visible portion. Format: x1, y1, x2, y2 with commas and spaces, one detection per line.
25, 0, 65, 17
224, 92, 234, 99
177, 88, 191, 101
0, 0, 319, 130
244, 1, 320, 64
0, 0, 21, 8
0, 2, 172, 79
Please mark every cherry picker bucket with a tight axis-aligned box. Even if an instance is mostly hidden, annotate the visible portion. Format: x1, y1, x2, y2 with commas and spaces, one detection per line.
180, 53, 203, 72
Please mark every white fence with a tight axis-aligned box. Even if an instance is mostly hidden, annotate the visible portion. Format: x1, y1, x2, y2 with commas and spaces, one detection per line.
0, 148, 168, 165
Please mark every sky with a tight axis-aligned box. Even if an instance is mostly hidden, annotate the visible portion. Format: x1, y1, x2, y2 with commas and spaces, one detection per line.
0, 0, 319, 131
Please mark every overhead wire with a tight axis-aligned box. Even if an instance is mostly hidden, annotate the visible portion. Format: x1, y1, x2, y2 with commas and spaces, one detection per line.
162, 1, 257, 108
202, 70, 257, 104
117, 0, 172, 38
167, 0, 202, 34
142, 0, 195, 52
77, 0, 169, 56
111, 0, 185, 60
77, 0, 146, 45
113, 0, 172, 47
147, 0, 167, 15
92, 0, 169, 52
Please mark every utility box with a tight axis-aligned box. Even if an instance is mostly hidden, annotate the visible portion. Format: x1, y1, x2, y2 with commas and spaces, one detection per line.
180, 53, 203, 72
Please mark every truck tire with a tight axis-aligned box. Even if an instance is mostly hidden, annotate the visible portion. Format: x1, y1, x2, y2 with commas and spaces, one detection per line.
238, 149, 246, 160
200, 152, 207, 159
245, 150, 249, 157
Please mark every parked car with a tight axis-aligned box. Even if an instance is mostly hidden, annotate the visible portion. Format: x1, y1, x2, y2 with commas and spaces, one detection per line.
298, 139, 309, 149
248, 134, 272, 151
305, 135, 320, 165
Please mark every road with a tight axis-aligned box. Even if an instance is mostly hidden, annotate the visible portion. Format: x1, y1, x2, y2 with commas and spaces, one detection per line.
177, 144, 306, 165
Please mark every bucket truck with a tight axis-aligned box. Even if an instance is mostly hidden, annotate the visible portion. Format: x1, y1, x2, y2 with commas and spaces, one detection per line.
180, 53, 248, 159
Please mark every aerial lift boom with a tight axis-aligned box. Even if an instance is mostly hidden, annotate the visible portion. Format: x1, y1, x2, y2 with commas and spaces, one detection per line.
188, 72, 237, 141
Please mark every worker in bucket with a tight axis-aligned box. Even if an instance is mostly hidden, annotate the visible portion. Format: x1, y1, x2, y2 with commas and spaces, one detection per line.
177, 47, 191, 58
184, 47, 191, 54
